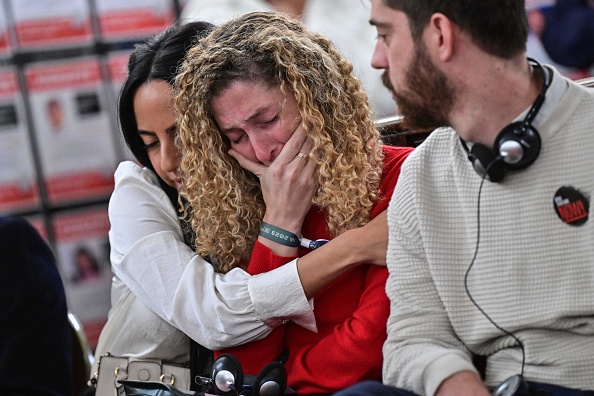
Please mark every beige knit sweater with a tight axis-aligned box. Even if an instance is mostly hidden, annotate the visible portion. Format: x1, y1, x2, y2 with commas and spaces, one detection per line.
384, 70, 594, 396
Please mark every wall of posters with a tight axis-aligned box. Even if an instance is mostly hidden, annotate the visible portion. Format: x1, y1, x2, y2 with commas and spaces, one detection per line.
0, 67, 39, 212
0, 1, 12, 57
25, 57, 118, 204
95, 0, 174, 41
10, 0, 93, 49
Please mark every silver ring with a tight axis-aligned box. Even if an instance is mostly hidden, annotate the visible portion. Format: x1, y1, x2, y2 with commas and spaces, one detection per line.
296, 152, 308, 161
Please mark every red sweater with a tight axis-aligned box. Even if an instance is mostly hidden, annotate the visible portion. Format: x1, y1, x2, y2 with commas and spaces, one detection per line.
219, 145, 412, 394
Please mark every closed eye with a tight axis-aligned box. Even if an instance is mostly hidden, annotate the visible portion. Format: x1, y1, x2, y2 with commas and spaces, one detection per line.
138, 130, 159, 151
232, 133, 247, 145
142, 140, 159, 150
264, 114, 279, 125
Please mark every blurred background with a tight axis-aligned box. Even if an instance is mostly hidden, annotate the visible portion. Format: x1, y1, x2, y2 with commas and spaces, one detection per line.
0, 0, 592, 351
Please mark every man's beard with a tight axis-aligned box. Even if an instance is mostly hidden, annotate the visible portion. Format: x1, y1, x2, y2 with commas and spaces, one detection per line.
383, 42, 455, 132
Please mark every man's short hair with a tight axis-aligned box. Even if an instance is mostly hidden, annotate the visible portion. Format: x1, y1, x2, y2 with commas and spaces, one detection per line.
383, 0, 528, 58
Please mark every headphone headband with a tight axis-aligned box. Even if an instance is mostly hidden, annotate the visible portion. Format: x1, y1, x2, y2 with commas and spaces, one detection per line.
462, 57, 550, 182
523, 58, 552, 128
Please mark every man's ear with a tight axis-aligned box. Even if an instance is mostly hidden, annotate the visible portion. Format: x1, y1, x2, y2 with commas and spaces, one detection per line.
426, 13, 454, 61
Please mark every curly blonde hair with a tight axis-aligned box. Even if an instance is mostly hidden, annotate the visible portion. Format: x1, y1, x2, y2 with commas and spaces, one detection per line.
176, 12, 384, 273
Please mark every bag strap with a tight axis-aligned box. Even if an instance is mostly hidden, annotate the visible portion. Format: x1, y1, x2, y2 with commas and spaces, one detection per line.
189, 340, 213, 391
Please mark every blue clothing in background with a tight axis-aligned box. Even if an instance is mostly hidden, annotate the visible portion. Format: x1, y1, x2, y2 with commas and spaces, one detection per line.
0, 215, 73, 395
541, 0, 594, 69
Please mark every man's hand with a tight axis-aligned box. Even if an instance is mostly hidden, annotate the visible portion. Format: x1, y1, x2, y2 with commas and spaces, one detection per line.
435, 371, 491, 396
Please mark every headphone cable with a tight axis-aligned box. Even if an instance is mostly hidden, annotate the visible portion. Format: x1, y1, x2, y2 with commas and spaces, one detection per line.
464, 155, 526, 377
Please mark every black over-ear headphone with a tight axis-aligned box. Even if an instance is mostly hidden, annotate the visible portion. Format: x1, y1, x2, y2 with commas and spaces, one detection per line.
462, 58, 552, 183
252, 362, 288, 396
210, 354, 244, 395
207, 353, 288, 396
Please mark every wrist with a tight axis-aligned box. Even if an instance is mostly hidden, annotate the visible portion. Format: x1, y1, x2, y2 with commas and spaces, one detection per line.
261, 214, 303, 235
259, 222, 300, 247
436, 371, 489, 396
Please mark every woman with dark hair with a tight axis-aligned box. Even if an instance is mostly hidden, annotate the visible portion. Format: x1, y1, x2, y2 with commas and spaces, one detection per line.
89, 19, 391, 393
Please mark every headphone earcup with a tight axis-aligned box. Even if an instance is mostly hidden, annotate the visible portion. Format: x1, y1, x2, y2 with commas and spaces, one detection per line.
495, 122, 541, 170
468, 143, 506, 183
252, 362, 287, 396
211, 354, 244, 395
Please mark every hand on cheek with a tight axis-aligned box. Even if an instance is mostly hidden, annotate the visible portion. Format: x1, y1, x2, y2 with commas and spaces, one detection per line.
230, 122, 318, 235
228, 148, 266, 177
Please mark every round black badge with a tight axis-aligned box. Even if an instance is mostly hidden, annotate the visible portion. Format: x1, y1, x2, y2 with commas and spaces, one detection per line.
553, 186, 590, 226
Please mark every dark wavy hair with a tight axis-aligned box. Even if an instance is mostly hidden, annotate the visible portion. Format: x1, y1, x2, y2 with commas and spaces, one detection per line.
118, 21, 214, 208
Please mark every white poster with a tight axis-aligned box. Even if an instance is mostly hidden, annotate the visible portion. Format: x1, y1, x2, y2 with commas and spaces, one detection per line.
0, 67, 39, 212
53, 207, 112, 349
95, 0, 174, 41
25, 57, 118, 204
10, 0, 93, 49
0, 1, 12, 57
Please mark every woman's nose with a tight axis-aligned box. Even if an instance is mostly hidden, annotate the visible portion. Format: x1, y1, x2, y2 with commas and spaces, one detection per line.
252, 139, 277, 164
161, 140, 180, 173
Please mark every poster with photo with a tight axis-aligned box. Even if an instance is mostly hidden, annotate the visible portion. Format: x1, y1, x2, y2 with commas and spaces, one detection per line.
95, 0, 174, 41
105, 50, 135, 161
52, 206, 112, 349
9, 0, 93, 49
0, 1, 12, 57
25, 57, 119, 204
0, 67, 40, 213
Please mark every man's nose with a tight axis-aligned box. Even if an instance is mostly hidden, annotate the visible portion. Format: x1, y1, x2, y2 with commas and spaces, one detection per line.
371, 40, 388, 70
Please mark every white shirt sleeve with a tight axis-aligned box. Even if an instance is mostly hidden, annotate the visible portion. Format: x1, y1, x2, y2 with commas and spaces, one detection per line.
108, 162, 315, 350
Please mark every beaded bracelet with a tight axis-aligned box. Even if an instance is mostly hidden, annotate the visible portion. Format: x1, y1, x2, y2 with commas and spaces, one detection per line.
259, 222, 301, 247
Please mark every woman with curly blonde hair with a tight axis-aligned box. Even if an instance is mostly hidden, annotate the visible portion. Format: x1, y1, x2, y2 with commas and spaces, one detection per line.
176, 11, 413, 394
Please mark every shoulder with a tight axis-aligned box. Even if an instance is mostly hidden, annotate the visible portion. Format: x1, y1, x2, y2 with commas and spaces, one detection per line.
108, 163, 183, 253
400, 127, 458, 171
109, 161, 176, 220
0, 215, 29, 234
379, 145, 414, 182
381, 145, 414, 178
114, 161, 159, 185
387, 127, 460, 204
0, 216, 46, 255
371, 146, 415, 214
0, 215, 62, 316
382, 145, 415, 164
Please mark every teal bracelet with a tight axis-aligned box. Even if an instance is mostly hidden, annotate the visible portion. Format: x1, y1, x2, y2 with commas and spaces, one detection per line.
259, 222, 300, 247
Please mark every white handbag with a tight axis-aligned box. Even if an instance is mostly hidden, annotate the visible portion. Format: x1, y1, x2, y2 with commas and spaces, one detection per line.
93, 354, 191, 396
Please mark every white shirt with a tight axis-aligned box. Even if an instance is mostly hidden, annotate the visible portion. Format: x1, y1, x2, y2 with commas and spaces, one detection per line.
92, 161, 315, 374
